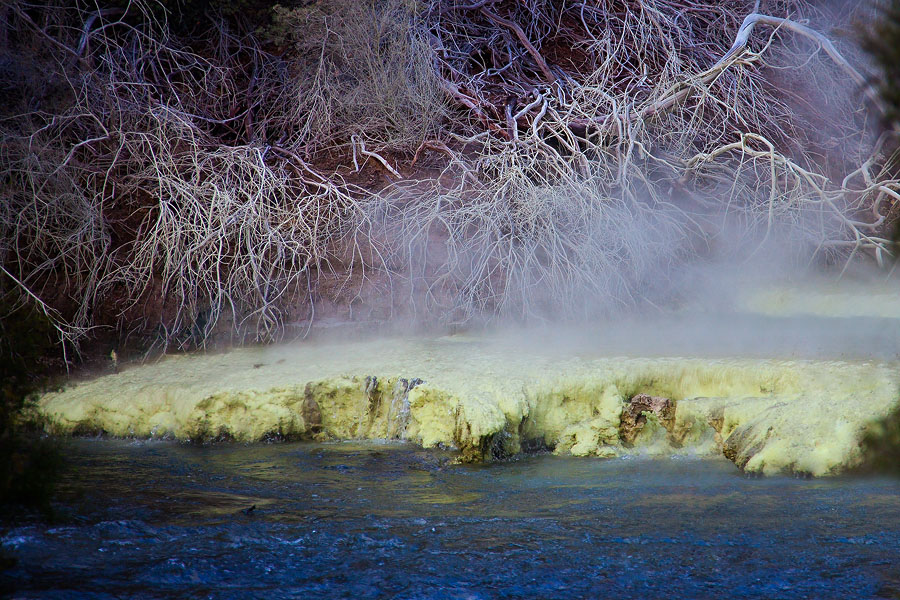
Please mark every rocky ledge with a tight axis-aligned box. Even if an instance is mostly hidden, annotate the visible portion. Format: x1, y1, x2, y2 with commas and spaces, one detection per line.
37, 333, 900, 476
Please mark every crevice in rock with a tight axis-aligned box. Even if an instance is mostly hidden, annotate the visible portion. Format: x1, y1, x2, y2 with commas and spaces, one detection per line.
619, 393, 676, 447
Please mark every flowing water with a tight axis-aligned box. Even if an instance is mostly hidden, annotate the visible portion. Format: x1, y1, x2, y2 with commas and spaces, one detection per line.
3, 439, 900, 599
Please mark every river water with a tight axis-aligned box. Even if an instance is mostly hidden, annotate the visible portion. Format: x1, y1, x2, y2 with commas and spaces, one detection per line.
3, 439, 900, 599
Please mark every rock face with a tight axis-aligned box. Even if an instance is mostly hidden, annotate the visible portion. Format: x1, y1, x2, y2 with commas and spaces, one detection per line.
620, 394, 675, 446
37, 333, 900, 475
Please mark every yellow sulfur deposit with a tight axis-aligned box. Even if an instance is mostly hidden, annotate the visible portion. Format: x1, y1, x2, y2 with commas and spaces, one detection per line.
37, 331, 900, 476
739, 279, 900, 319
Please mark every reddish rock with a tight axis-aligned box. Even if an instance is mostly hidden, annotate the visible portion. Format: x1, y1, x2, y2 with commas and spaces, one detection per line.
620, 393, 675, 445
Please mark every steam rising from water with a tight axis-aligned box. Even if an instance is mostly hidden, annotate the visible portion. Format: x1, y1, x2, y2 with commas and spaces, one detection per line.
329, 1, 895, 335
345, 189, 900, 357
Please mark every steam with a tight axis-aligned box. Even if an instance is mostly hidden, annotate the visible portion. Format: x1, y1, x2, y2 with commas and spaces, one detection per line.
2, 0, 895, 352
333, 1, 898, 333
346, 173, 896, 332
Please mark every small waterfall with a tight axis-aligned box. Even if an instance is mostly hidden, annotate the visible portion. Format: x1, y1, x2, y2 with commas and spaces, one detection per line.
385, 377, 423, 440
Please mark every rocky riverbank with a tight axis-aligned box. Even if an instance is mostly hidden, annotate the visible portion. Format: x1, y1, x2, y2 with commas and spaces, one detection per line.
37, 329, 900, 476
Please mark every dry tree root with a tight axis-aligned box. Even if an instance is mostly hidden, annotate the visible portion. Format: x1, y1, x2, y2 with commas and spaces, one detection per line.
1, 0, 898, 356
357, 0, 900, 323
1, 0, 371, 355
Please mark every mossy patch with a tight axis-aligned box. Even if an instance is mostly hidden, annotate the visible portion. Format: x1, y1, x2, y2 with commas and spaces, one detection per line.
860, 400, 900, 475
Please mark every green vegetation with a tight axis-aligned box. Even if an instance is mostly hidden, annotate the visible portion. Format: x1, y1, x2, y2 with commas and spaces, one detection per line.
861, 402, 900, 475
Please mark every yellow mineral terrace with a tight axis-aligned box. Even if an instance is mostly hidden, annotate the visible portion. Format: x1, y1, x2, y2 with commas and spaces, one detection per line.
37, 331, 900, 476
738, 278, 900, 319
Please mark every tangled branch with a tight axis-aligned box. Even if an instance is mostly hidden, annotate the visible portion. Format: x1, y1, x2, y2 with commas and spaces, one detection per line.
1, 0, 897, 351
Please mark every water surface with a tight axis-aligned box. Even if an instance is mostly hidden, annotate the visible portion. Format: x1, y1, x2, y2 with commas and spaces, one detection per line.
3, 440, 900, 599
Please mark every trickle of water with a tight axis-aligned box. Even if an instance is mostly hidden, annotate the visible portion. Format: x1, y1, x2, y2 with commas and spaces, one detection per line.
386, 377, 421, 440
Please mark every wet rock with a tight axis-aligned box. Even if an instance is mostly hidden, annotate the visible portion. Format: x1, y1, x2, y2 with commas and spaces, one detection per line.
386, 378, 418, 440
723, 423, 774, 471
620, 393, 675, 445
35, 336, 900, 475
364, 375, 378, 396
860, 404, 900, 474
706, 405, 726, 446
301, 385, 323, 435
